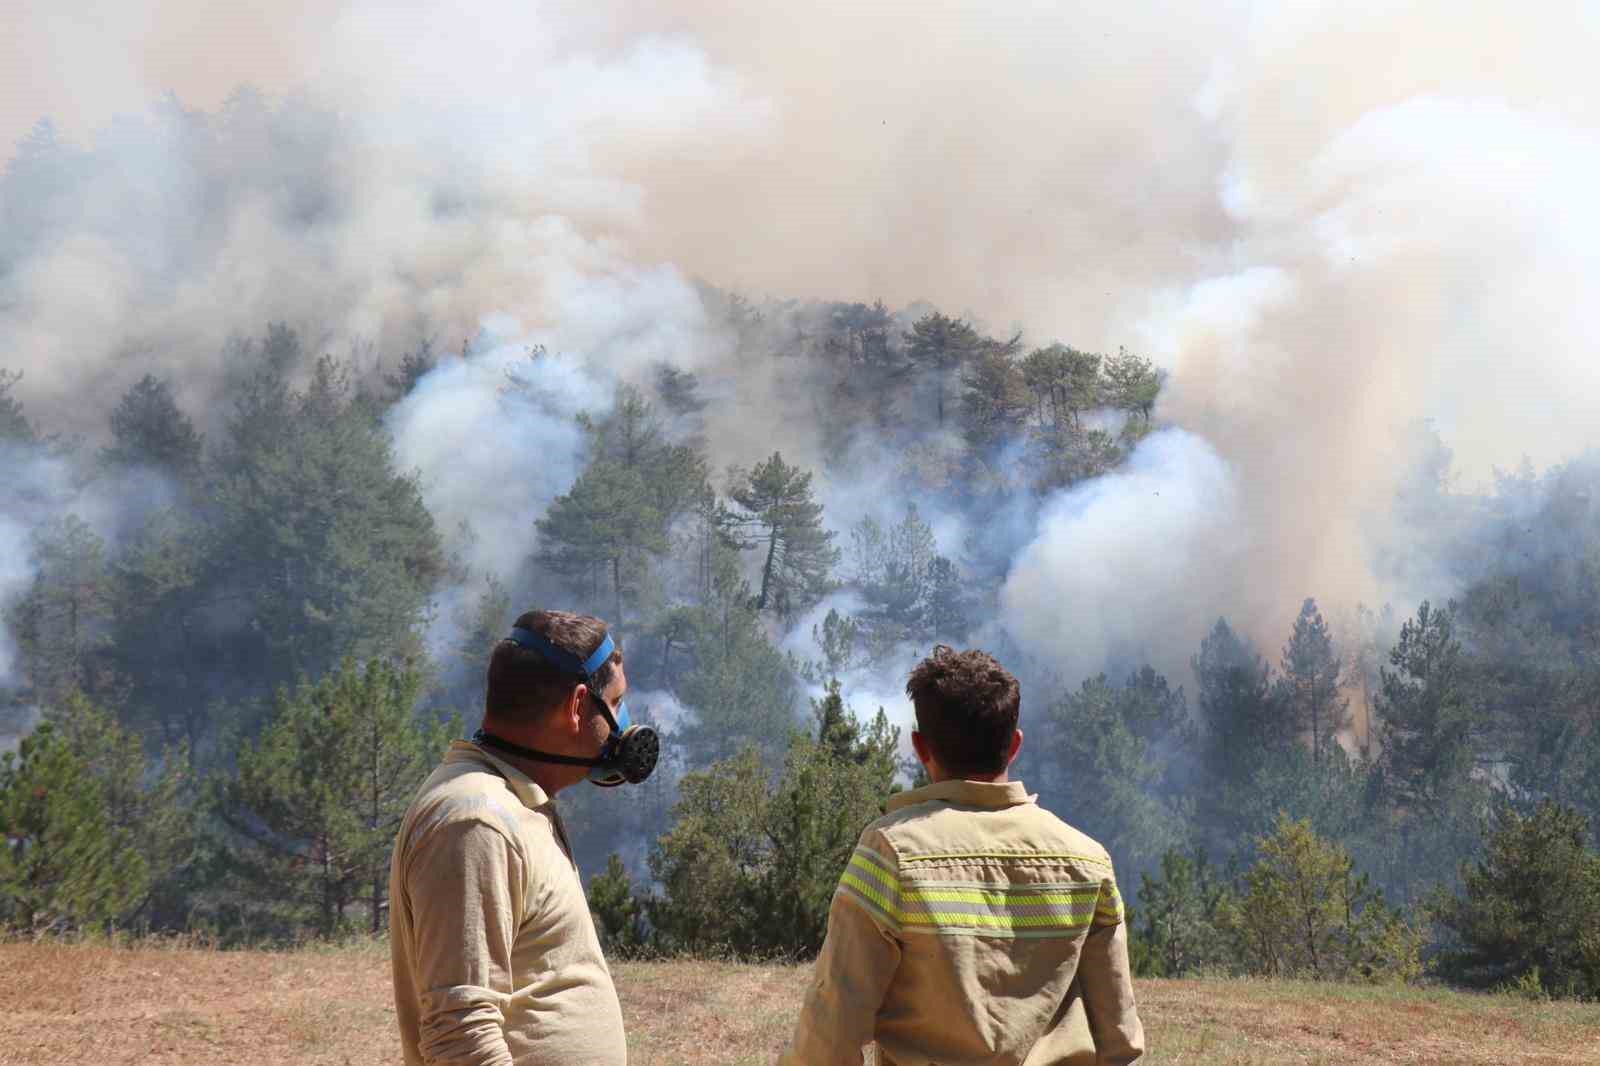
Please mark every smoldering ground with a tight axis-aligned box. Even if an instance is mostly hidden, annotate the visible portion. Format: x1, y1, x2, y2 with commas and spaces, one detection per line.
4, 0, 1600, 735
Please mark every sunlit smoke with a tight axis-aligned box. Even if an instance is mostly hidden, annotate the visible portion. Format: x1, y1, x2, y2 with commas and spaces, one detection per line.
5, 0, 1600, 697
1000, 430, 1242, 682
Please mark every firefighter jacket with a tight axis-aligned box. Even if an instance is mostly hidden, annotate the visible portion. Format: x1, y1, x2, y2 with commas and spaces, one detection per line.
390, 740, 627, 1066
780, 778, 1145, 1066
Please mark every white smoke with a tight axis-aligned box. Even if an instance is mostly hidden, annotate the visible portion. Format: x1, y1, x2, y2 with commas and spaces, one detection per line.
999, 431, 1242, 682
627, 688, 694, 737
0, 513, 31, 687
6, 0, 1600, 691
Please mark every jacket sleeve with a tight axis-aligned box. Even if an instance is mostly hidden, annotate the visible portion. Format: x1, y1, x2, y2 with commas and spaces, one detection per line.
780, 833, 903, 1066
1078, 875, 1145, 1065
404, 817, 526, 1066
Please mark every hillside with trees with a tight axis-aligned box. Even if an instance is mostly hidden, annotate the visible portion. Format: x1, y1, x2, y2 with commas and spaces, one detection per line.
3, 98, 1600, 996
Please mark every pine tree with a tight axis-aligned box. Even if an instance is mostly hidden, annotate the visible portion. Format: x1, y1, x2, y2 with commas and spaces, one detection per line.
903, 312, 987, 427
1026, 668, 1192, 870
215, 658, 451, 938
808, 608, 863, 680
654, 363, 707, 417
105, 509, 210, 751
849, 505, 934, 650
100, 374, 203, 479
589, 383, 709, 525
1019, 344, 1102, 430
1433, 802, 1600, 996
587, 853, 651, 957
647, 708, 900, 957
1220, 814, 1422, 982
958, 344, 1030, 451
1191, 619, 1296, 843
1135, 848, 1230, 977
0, 369, 37, 445
673, 547, 800, 763
1101, 347, 1163, 423
384, 336, 437, 402
45, 690, 196, 927
810, 678, 899, 773
208, 347, 444, 691
540, 385, 710, 629
0, 120, 86, 259
726, 452, 840, 618
448, 574, 513, 715
1193, 619, 1291, 783
1374, 601, 1475, 813
0, 722, 146, 932
4, 515, 110, 704
921, 555, 973, 641
536, 459, 666, 631
1278, 598, 1350, 764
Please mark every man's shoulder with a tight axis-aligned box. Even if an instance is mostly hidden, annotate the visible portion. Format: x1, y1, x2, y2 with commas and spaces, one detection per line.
402, 759, 536, 849
862, 794, 1116, 873
1024, 802, 1116, 868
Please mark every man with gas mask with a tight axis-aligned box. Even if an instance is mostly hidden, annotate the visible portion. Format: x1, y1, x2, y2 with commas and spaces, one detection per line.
390, 609, 658, 1066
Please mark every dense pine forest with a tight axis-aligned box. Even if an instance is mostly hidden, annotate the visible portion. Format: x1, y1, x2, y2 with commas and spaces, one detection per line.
4, 57, 1600, 1000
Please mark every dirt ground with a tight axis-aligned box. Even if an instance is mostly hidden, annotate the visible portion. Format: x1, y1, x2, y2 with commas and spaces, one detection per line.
1, 940, 1597, 1065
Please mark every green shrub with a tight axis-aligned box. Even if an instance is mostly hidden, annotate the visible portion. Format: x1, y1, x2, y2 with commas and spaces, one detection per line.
1432, 801, 1600, 998
0, 723, 146, 932
588, 853, 652, 958
1133, 846, 1231, 977
1221, 813, 1424, 983
646, 699, 898, 958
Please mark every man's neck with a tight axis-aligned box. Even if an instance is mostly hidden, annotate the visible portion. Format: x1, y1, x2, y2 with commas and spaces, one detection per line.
477, 726, 587, 796
926, 768, 1010, 785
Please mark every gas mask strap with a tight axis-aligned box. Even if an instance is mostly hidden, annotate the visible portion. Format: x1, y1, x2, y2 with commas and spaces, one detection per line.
473, 729, 601, 768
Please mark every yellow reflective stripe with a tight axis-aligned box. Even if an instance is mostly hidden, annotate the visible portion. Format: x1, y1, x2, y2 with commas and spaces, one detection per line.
900, 911, 1093, 930
851, 844, 896, 874
838, 871, 899, 928
846, 849, 897, 894
899, 851, 1112, 866
901, 887, 1100, 906
1094, 883, 1125, 925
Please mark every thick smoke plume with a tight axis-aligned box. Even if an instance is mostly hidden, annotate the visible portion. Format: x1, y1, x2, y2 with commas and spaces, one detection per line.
5, 1, 1600, 705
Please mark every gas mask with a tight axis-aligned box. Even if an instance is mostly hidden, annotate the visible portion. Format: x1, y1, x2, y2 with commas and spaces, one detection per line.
473, 627, 660, 788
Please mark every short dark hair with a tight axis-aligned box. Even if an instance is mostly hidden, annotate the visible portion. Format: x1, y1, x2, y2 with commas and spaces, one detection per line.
905, 645, 1020, 776
484, 609, 622, 724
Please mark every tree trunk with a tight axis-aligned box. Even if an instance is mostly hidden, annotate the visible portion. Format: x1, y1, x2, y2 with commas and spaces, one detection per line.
757, 527, 779, 611
613, 555, 624, 631
370, 709, 383, 935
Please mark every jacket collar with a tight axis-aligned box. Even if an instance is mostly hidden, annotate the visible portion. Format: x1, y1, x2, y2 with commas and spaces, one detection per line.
446, 739, 552, 811
886, 777, 1035, 812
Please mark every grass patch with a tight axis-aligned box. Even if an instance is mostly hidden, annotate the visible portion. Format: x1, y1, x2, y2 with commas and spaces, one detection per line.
0, 941, 1596, 1064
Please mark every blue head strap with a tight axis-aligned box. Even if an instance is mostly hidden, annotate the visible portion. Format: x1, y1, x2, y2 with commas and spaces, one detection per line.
508, 627, 616, 678
506, 627, 630, 733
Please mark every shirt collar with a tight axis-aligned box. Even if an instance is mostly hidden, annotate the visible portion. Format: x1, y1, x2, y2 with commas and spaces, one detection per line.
447, 739, 552, 810
886, 777, 1035, 812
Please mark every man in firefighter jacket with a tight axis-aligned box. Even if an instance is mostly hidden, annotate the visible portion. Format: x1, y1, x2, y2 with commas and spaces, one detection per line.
781, 644, 1145, 1065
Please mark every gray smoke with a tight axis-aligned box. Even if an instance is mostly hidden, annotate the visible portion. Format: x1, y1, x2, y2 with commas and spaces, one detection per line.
5, 1, 1600, 709
0, 442, 169, 689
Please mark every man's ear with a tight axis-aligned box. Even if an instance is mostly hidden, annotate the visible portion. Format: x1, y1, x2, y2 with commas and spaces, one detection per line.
564, 683, 589, 735
1006, 728, 1023, 766
910, 730, 932, 766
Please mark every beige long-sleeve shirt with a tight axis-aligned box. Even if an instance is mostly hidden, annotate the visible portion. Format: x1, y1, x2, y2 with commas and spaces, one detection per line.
390, 740, 626, 1066
781, 778, 1144, 1066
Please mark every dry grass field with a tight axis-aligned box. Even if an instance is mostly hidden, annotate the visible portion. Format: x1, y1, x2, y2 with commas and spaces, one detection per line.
0, 939, 1597, 1065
